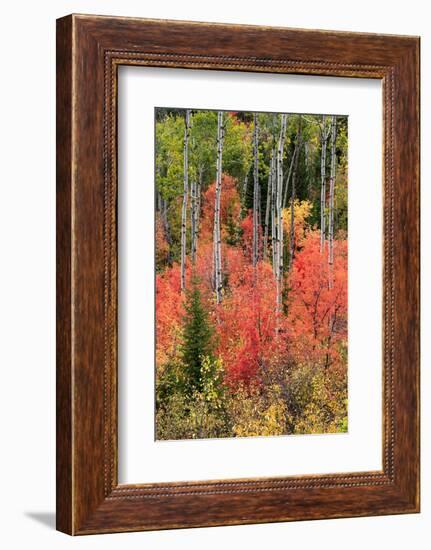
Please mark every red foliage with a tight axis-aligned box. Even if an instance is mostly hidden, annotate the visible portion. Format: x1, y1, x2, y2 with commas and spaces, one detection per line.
240, 211, 264, 262
155, 264, 184, 366
199, 175, 241, 244
287, 231, 347, 370
155, 176, 348, 387
216, 259, 283, 384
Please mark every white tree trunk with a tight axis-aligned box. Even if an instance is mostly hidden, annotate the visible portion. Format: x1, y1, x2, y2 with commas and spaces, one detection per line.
252, 114, 260, 267
328, 115, 337, 285
263, 150, 275, 261
288, 116, 302, 271
276, 114, 288, 314
181, 109, 191, 291
242, 172, 249, 212
320, 115, 329, 253
271, 151, 277, 276
161, 197, 173, 264
305, 140, 311, 196
190, 179, 197, 262
195, 168, 203, 257
282, 143, 299, 209
213, 111, 225, 304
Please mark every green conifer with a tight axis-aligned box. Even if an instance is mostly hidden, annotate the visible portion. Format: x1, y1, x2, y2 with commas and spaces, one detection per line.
181, 277, 214, 394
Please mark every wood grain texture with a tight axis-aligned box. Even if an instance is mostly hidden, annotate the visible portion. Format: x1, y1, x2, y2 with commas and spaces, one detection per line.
56, 14, 420, 535
56, 15, 73, 535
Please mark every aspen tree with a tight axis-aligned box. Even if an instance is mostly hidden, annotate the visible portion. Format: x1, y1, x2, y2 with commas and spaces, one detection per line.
190, 179, 197, 262
305, 140, 311, 196
157, 189, 172, 264
252, 113, 260, 266
181, 109, 191, 291
275, 113, 287, 314
271, 149, 277, 275
288, 116, 302, 271
263, 150, 275, 260
328, 115, 337, 286
320, 114, 330, 253
213, 111, 225, 304
161, 197, 173, 265
195, 168, 203, 256
282, 141, 300, 209
242, 173, 248, 202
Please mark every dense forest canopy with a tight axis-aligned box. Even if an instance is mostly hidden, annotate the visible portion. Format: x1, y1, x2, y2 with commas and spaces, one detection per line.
155, 107, 348, 440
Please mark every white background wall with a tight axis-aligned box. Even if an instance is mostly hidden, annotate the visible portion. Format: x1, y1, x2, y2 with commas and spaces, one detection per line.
0, 1, 427, 548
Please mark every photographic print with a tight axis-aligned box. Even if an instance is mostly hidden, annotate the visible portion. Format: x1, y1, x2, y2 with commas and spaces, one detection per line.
155, 108, 348, 441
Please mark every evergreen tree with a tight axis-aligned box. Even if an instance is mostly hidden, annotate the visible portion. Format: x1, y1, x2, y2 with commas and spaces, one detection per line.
181, 277, 215, 393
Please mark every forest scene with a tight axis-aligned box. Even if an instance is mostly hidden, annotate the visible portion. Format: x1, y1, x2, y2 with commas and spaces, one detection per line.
155, 107, 348, 440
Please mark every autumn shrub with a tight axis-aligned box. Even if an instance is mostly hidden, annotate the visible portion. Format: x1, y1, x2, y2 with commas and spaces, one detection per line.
285, 363, 347, 434
227, 383, 287, 437
156, 356, 230, 440
155, 109, 349, 440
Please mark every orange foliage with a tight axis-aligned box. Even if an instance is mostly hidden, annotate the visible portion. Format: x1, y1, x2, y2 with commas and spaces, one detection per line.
240, 212, 263, 262
155, 265, 184, 367
199, 175, 241, 244
287, 231, 347, 371
155, 178, 347, 388
216, 259, 283, 384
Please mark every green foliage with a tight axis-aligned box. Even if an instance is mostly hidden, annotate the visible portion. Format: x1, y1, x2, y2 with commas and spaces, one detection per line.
156, 351, 348, 440
228, 384, 287, 437
189, 110, 218, 186
223, 115, 253, 185
155, 358, 186, 410
155, 114, 185, 201
180, 278, 215, 394
225, 202, 242, 245
284, 363, 348, 434
155, 108, 349, 441
334, 119, 348, 232
155, 109, 255, 263
155, 356, 230, 440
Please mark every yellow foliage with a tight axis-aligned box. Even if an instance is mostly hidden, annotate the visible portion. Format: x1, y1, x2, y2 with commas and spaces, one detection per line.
282, 199, 313, 246
156, 352, 348, 440
285, 364, 348, 435
229, 385, 287, 437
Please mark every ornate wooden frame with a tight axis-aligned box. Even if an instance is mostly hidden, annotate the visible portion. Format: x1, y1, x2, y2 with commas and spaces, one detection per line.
56, 14, 420, 534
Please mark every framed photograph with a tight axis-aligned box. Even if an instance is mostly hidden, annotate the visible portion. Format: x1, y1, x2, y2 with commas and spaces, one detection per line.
56, 14, 420, 534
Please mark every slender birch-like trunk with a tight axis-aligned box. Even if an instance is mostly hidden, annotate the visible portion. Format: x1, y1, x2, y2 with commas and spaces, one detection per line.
190, 179, 198, 262
181, 110, 191, 291
263, 150, 275, 260
282, 141, 301, 209
320, 115, 329, 253
271, 151, 277, 276
328, 115, 337, 285
242, 172, 250, 214
252, 113, 260, 266
288, 116, 302, 271
213, 111, 225, 304
161, 197, 173, 264
195, 168, 203, 256
190, 178, 195, 258
242, 173, 248, 200
305, 141, 311, 196
257, 173, 261, 240
276, 114, 288, 314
